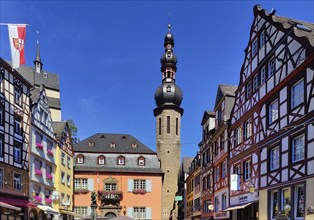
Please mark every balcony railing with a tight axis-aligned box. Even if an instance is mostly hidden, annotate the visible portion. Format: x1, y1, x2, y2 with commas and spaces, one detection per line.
98, 190, 123, 201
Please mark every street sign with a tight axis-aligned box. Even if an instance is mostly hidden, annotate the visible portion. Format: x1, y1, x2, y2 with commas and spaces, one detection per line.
175, 196, 182, 201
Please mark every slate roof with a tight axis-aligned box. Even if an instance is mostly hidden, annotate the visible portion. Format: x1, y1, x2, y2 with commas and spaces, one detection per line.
182, 157, 193, 174
214, 84, 237, 108
200, 110, 214, 126
254, 4, 314, 48
52, 121, 67, 139
74, 133, 156, 154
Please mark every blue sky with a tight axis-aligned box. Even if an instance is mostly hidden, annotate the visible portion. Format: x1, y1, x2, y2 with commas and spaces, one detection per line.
0, 1, 313, 158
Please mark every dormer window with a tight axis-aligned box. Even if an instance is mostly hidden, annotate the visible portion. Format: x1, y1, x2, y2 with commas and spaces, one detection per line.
88, 141, 95, 147
98, 155, 105, 165
132, 143, 137, 148
117, 156, 125, 165
77, 154, 84, 164
138, 156, 145, 166
110, 142, 116, 148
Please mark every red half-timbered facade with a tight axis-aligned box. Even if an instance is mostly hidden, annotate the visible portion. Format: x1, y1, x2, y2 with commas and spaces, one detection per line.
211, 85, 237, 219
199, 111, 215, 219
228, 5, 314, 220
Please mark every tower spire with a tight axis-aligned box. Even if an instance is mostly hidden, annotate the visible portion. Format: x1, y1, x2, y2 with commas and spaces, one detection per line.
34, 30, 43, 74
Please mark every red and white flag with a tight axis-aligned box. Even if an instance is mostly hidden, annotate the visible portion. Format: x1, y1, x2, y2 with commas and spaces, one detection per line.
8, 24, 26, 69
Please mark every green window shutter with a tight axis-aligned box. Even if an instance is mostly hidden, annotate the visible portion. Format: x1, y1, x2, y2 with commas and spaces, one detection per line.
128, 179, 134, 192
146, 207, 152, 219
146, 179, 152, 192
127, 207, 133, 218
87, 178, 94, 191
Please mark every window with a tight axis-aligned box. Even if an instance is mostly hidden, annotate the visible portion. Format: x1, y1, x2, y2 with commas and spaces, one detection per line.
117, 156, 125, 165
14, 87, 22, 105
268, 58, 275, 77
214, 196, 219, 212
207, 175, 211, 189
176, 117, 178, 135
34, 158, 42, 172
270, 147, 280, 171
259, 30, 265, 47
234, 164, 241, 175
13, 142, 21, 163
134, 179, 146, 190
292, 134, 305, 163
269, 99, 279, 124
244, 160, 251, 181
221, 162, 226, 178
13, 173, 21, 190
282, 188, 291, 218
244, 119, 252, 140
246, 81, 251, 99
270, 190, 279, 219
234, 127, 242, 146
252, 74, 259, 92
61, 152, 65, 166
75, 207, 87, 216
167, 116, 170, 134
35, 132, 42, 145
291, 79, 304, 108
220, 134, 224, 150
105, 183, 117, 191
0, 168, 3, 187
98, 155, 105, 165
214, 166, 219, 183
61, 172, 65, 184
252, 38, 258, 56
14, 118, 22, 135
88, 141, 94, 147
67, 156, 71, 169
260, 66, 267, 84
0, 105, 3, 125
77, 154, 84, 164
0, 73, 3, 92
222, 193, 227, 210
295, 185, 305, 218
74, 178, 88, 190
67, 175, 71, 187
0, 134, 3, 157
41, 111, 48, 126
158, 118, 161, 135
138, 156, 145, 166
133, 207, 146, 219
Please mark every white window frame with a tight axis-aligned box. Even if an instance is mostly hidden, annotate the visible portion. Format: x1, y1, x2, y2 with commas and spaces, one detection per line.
246, 81, 251, 98
105, 183, 117, 191
252, 38, 258, 56
138, 157, 145, 166
98, 156, 105, 165
234, 127, 242, 146
291, 79, 304, 108
292, 134, 305, 163
61, 152, 66, 166
14, 87, 22, 105
269, 99, 279, 124
222, 193, 227, 210
13, 143, 21, 163
294, 185, 305, 219
133, 207, 146, 219
244, 160, 251, 181
118, 156, 125, 165
268, 58, 275, 77
270, 190, 279, 220
260, 66, 266, 84
244, 119, 252, 140
260, 30, 265, 48
77, 155, 84, 164
214, 196, 219, 212
14, 118, 22, 135
252, 74, 259, 92
67, 175, 71, 187
134, 179, 146, 190
270, 146, 280, 171
13, 172, 22, 190
221, 162, 226, 178
61, 172, 65, 184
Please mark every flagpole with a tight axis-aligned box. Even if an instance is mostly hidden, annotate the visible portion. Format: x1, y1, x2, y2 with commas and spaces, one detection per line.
0, 23, 29, 26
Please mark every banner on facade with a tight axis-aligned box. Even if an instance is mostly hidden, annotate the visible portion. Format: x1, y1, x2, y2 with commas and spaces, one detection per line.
230, 174, 240, 191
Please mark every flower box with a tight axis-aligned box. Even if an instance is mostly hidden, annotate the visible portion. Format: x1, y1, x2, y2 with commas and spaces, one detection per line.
35, 169, 42, 176
46, 173, 53, 180
132, 189, 147, 195
98, 190, 123, 201
33, 196, 42, 203
36, 143, 43, 150
47, 149, 53, 156
45, 198, 52, 204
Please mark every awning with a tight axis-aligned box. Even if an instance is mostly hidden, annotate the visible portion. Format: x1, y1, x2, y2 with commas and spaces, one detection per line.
0, 197, 36, 208
60, 210, 76, 216
223, 202, 253, 211
0, 202, 21, 211
37, 205, 59, 215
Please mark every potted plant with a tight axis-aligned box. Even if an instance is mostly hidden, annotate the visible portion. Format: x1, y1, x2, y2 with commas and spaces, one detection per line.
275, 210, 288, 220
46, 173, 53, 180
35, 169, 42, 176
47, 149, 53, 156
33, 196, 42, 203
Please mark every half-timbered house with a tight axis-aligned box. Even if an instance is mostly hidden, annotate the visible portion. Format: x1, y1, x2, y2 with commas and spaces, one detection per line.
29, 86, 59, 219
0, 57, 33, 219
212, 85, 237, 219
228, 4, 314, 220
199, 111, 215, 220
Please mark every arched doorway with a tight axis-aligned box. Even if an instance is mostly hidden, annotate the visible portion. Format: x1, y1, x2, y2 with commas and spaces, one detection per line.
105, 212, 117, 218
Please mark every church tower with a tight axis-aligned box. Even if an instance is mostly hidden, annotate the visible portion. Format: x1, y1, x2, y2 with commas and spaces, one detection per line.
154, 24, 183, 220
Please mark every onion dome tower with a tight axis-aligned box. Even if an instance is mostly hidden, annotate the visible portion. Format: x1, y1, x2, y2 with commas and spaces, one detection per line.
154, 24, 183, 220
